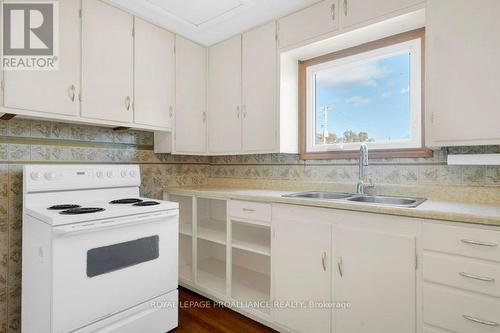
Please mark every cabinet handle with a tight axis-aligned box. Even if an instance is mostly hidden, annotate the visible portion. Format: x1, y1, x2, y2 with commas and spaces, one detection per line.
236, 106, 241, 119
321, 252, 327, 271
125, 96, 131, 111
169, 106, 174, 118
459, 272, 495, 282
68, 85, 76, 102
202, 112, 207, 123
331, 3, 335, 21
343, 0, 348, 16
242, 104, 247, 118
463, 315, 499, 327
338, 256, 343, 277
461, 239, 497, 247
242, 208, 255, 212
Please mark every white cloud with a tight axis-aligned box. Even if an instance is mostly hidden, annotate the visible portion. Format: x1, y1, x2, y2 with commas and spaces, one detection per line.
400, 86, 410, 94
316, 62, 390, 87
381, 90, 393, 98
346, 96, 371, 107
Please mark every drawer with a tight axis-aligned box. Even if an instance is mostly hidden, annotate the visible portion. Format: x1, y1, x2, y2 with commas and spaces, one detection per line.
423, 222, 500, 262
424, 253, 500, 298
424, 284, 500, 333
228, 200, 271, 223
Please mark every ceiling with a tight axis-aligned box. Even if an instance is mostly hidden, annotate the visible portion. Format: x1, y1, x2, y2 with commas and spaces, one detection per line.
105, 0, 321, 46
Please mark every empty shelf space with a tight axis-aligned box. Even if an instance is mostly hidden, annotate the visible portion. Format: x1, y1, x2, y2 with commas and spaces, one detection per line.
198, 219, 226, 245
232, 265, 271, 314
197, 258, 226, 296
180, 223, 193, 236
232, 221, 270, 256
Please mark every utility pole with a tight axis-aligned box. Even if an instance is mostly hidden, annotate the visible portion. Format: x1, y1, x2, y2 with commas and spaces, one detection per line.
320, 106, 331, 144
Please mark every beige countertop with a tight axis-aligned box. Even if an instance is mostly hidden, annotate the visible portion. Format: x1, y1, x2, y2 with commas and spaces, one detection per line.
165, 186, 500, 227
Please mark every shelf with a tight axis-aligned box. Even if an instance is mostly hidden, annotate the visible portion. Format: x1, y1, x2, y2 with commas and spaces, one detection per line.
180, 223, 192, 236
232, 264, 270, 314
197, 258, 226, 296
197, 219, 226, 245
232, 238, 270, 256
179, 263, 192, 282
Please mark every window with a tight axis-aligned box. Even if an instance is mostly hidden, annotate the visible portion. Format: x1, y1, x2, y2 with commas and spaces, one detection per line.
299, 29, 430, 159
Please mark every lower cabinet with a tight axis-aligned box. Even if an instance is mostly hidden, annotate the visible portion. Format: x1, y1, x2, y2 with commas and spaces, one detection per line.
333, 226, 416, 333
273, 204, 418, 333
273, 218, 332, 333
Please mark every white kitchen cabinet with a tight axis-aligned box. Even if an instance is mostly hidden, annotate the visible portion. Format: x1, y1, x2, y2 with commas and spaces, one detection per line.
426, 0, 500, 146
273, 216, 332, 333
242, 22, 277, 153
174, 36, 207, 154
3, 0, 81, 117
333, 226, 416, 333
81, 0, 134, 124
134, 18, 175, 130
340, 0, 424, 29
278, 0, 339, 50
208, 35, 242, 153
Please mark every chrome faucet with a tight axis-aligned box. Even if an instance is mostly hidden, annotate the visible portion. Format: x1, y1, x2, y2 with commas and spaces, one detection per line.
356, 143, 369, 195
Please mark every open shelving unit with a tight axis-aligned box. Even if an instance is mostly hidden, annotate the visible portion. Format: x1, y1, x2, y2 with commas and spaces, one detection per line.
230, 219, 271, 315
197, 238, 226, 296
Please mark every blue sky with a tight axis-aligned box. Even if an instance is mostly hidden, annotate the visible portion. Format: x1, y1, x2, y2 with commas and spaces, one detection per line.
315, 52, 411, 142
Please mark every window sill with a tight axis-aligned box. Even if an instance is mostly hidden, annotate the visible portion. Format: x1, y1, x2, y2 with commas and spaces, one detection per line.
300, 148, 433, 160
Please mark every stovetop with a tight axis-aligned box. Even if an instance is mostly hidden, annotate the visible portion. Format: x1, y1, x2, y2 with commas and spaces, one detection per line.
25, 197, 178, 226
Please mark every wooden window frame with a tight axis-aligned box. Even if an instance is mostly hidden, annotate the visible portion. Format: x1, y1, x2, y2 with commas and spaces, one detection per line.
299, 28, 432, 160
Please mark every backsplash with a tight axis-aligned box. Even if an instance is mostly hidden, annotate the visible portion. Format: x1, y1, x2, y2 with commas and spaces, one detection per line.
0, 118, 498, 332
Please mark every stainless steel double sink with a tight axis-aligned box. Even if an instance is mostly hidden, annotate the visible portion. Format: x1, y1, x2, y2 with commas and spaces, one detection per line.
282, 191, 427, 208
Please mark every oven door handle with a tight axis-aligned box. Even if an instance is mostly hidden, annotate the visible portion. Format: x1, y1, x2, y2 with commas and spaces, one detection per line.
53, 211, 178, 236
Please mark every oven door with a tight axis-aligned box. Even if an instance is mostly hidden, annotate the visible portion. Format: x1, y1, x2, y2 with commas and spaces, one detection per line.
51, 210, 178, 333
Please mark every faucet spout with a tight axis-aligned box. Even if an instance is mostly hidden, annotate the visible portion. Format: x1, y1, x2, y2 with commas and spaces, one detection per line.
356, 144, 369, 194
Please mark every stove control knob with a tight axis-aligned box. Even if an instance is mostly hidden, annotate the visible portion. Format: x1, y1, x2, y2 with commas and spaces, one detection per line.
129, 170, 136, 178
30, 171, 42, 181
120, 170, 127, 178
44, 171, 56, 181
106, 171, 113, 178
96, 171, 104, 178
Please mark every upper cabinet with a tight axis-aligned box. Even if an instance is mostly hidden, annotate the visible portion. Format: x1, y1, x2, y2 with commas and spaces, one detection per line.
134, 18, 175, 130
174, 36, 208, 154
426, 0, 500, 147
242, 22, 278, 153
278, 0, 339, 50
3, 0, 81, 117
81, 0, 134, 124
340, 0, 424, 29
208, 35, 243, 154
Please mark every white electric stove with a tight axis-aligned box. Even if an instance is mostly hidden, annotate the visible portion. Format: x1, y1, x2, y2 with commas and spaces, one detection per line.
22, 165, 179, 333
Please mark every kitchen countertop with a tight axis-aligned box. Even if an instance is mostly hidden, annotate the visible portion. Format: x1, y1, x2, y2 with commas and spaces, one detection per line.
165, 186, 500, 227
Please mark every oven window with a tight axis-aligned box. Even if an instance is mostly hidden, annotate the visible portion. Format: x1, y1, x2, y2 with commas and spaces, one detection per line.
87, 236, 159, 278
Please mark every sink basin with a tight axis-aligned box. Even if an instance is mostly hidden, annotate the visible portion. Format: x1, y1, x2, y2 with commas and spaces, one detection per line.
283, 191, 353, 200
347, 195, 426, 208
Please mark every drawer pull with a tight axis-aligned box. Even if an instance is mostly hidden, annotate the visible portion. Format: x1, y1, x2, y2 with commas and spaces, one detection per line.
461, 239, 498, 247
459, 272, 495, 282
463, 314, 499, 327
242, 208, 256, 212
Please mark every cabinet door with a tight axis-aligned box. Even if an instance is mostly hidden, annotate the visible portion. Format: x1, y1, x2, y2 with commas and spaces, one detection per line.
208, 35, 242, 153
242, 21, 277, 153
81, 0, 133, 123
175, 36, 207, 154
341, 0, 423, 28
134, 18, 175, 129
278, 0, 338, 49
333, 226, 416, 333
426, 0, 500, 146
3, 0, 80, 117
273, 218, 331, 333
